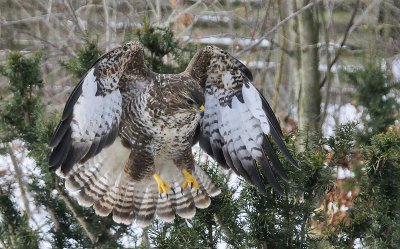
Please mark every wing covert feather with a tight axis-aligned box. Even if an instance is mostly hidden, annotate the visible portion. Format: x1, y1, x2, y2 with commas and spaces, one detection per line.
49, 41, 145, 176
191, 45, 298, 194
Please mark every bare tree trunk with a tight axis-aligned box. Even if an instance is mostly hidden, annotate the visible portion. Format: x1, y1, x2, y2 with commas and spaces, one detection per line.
295, 0, 321, 151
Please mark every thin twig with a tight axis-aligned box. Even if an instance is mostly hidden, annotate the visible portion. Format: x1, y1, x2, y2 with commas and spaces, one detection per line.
47, 207, 61, 232
235, 0, 322, 57
8, 143, 31, 221
272, 0, 287, 111
213, 213, 233, 239
102, 0, 110, 50
64, 0, 85, 36
17, 31, 70, 55
319, 0, 361, 89
320, 0, 333, 128
0, 238, 8, 249
349, 0, 382, 34
58, 186, 97, 244
1, 13, 65, 26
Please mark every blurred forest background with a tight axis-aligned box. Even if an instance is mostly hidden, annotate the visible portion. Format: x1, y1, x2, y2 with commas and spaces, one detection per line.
0, 0, 399, 248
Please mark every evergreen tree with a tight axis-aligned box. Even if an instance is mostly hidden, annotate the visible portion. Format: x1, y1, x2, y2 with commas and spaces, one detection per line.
0, 187, 40, 249
347, 64, 400, 144
312, 64, 400, 248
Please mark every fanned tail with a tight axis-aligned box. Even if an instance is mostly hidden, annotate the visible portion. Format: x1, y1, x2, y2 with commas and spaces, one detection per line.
154, 165, 221, 224
63, 140, 220, 226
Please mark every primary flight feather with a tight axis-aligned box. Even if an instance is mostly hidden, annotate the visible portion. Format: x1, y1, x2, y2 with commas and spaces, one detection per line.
49, 41, 297, 227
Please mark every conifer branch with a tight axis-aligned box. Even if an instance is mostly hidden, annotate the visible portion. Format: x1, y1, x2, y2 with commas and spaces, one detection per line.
7, 143, 31, 221
213, 213, 233, 239
47, 207, 61, 232
320, 0, 361, 89
0, 238, 8, 249
57, 186, 97, 244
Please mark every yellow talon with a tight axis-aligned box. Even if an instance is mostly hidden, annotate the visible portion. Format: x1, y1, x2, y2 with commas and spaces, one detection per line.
181, 169, 200, 190
153, 173, 172, 194
199, 105, 205, 111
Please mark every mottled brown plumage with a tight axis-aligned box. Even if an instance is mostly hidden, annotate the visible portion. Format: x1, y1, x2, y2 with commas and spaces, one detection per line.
49, 41, 297, 226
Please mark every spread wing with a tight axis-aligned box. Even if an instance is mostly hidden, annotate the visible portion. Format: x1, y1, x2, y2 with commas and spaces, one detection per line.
187, 46, 297, 195
49, 41, 145, 175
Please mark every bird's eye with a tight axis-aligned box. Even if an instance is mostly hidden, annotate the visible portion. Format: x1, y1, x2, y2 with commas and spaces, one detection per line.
186, 99, 195, 105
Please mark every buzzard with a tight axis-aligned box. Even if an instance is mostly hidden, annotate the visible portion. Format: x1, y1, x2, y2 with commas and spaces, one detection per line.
49, 41, 297, 227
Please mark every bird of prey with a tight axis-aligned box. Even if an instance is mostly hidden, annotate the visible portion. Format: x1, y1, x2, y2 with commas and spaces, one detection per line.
49, 41, 297, 227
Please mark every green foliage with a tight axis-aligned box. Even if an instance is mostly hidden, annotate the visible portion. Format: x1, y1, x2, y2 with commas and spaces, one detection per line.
346, 64, 400, 143
0, 45, 132, 248
129, 22, 198, 74
59, 40, 103, 79
314, 123, 361, 248
240, 135, 331, 249
149, 163, 233, 249
0, 51, 43, 143
353, 130, 400, 248
147, 135, 332, 249
0, 188, 40, 249
319, 63, 400, 247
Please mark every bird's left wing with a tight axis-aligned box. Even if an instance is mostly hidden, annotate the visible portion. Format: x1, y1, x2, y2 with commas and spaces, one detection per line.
49, 41, 144, 176
186, 46, 297, 195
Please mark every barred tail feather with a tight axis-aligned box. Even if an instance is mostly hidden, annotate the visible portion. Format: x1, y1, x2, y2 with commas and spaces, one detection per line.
156, 195, 175, 222
134, 186, 158, 227
193, 165, 221, 197
154, 164, 221, 221
61, 140, 221, 226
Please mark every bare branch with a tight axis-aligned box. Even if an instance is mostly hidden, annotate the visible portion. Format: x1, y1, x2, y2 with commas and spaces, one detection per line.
102, 0, 110, 50
7, 143, 31, 221
349, 0, 382, 34
235, 0, 322, 57
47, 207, 61, 232
272, 0, 288, 111
319, 0, 360, 89
1, 13, 65, 26
17, 31, 70, 55
58, 186, 97, 244
64, 0, 85, 36
0, 238, 8, 249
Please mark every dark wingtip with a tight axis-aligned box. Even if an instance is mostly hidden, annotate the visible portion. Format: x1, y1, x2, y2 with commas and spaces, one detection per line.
257, 159, 284, 195
49, 129, 72, 169
60, 146, 82, 175
49, 114, 73, 148
269, 127, 299, 170
261, 137, 289, 181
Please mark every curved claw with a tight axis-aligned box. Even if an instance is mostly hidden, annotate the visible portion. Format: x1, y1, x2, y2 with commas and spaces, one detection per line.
181, 169, 200, 190
153, 173, 172, 194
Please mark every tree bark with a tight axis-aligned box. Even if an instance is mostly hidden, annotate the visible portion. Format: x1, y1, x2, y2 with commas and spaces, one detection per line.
294, 0, 321, 151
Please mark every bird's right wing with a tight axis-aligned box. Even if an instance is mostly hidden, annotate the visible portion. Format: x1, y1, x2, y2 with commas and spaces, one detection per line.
187, 45, 298, 195
49, 41, 146, 176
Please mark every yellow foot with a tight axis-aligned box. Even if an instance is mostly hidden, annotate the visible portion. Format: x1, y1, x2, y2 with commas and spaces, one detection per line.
181, 169, 200, 190
153, 173, 172, 194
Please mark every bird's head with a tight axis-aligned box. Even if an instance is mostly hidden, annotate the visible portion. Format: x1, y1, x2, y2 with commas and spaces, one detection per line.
182, 83, 205, 113
166, 78, 205, 115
